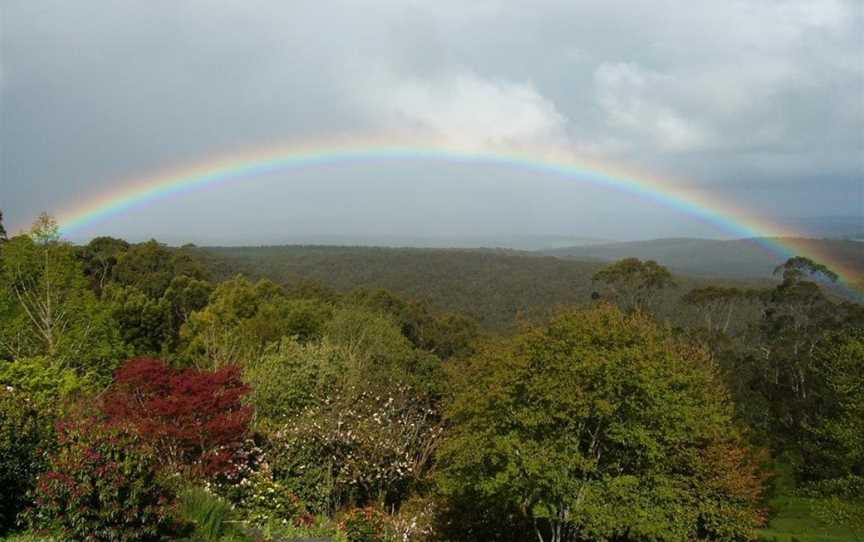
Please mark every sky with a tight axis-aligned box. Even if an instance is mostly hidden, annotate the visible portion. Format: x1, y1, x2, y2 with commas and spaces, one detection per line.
1, 0, 862, 245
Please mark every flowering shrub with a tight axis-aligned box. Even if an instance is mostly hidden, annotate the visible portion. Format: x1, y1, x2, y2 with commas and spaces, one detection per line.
388, 496, 436, 542
269, 382, 442, 511
210, 438, 312, 528
340, 507, 390, 542
236, 469, 310, 527
101, 357, 251, 477
0, 387, 52, 534
27, 420, 175, 542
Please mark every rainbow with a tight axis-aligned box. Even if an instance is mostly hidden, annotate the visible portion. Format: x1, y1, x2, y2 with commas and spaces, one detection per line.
36, 139, 863, 291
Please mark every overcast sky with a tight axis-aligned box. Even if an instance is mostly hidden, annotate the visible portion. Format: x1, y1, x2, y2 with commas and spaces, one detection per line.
1, 0, 862, 245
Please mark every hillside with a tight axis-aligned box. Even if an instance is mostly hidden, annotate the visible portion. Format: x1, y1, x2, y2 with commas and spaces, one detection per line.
197, 245, 770, 329
542, 237, 864, 281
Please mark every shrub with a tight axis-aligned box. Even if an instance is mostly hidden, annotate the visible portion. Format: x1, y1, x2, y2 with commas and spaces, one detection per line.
268, 382, 442, 513
340, 507, 389, 542
0, 388, 53, 534
244, 338, 348, 423
0, 356, 94, 411
177, 487, 234, 542
388, 495, 436, 542
27, 420, 175, 542
210, 441, 310, 529
101, 357, 252, 477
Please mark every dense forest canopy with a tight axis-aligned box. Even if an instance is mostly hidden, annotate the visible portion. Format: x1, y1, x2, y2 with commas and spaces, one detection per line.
0, 212, 862, 541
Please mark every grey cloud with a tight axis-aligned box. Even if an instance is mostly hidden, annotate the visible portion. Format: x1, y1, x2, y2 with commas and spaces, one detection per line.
1, 0, 861, 240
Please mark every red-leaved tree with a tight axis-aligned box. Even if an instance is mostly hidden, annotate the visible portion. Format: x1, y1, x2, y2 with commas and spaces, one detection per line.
101, 357, 252, 477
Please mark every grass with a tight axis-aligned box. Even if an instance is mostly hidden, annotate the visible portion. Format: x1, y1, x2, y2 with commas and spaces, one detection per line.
759, 461, 861, 542
0, 534, 60, 542
760, 495, 859, 542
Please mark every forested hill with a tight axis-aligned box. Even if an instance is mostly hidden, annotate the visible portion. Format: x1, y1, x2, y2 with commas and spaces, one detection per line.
541, 237, 864, 280
196, 245, 769, 329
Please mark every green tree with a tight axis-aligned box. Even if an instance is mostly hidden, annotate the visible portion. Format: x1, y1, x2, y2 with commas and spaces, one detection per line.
681, 286, 754, 334
774, 256, 839, 284
181, 276, 331, 366
592, 258, 675, 313
348, 288, 479, 359
733, 258, 860, 442
76, 236, 130, 293
112, 239, 208, 298
104, 284, 172, 355
801, 329, 864, 479
245, 338, 349, 423
0, 216, 124, 372
437, 305, 764, 542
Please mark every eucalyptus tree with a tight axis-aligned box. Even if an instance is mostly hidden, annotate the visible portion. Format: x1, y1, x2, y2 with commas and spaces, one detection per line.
591, 257, 675, 313
0, 213, 123, 374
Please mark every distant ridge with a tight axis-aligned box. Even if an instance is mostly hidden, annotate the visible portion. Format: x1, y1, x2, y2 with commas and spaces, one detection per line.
541, 237, 863, 280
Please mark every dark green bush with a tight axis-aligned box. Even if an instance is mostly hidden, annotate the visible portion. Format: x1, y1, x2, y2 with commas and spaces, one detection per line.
0, 387, 52, 534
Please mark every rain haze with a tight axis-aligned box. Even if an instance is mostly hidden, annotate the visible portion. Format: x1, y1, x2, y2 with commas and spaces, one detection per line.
1, 0, 862, 246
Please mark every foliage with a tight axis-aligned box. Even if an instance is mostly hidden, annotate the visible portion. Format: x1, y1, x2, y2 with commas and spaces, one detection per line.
209, 440, 310, 528
199, 245, 612, 329
105, 284, 173, 355
3, 225, 864, 540
773, 256, 839, 284
322, 306, 445, 396
799, 476, 864, 539
111, 240, 208, 299
176, 486, 252, 542
101, 357, 252, 477
0, 388, 53, 534
799, 329, 864, 480
268, 381, 442, 514
760, 465, 862, 542
437, 304, 765, 542
0, 227, 125, 374
0, 356, 94, 410
76, 236, 130, 293
244, 338, 348, 423
0, 532, 62, 542
592, 257, 675, 312
340, 507, 390, 542
27, 420, 175, 542
715, 257, 864, 466
106, 275, 213, 356
178, 487, 233, 542
681, 285, 757, 334
181, 276, 331, 367
346, 288, 478, 359
387, 495, 436, 542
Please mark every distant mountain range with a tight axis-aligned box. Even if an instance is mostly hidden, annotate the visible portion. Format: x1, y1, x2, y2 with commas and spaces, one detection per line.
541, 237, 863, 281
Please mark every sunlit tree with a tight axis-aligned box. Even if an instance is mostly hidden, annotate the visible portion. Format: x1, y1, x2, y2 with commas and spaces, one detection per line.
0, 214, 123, 371
437, 305, 764, 542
